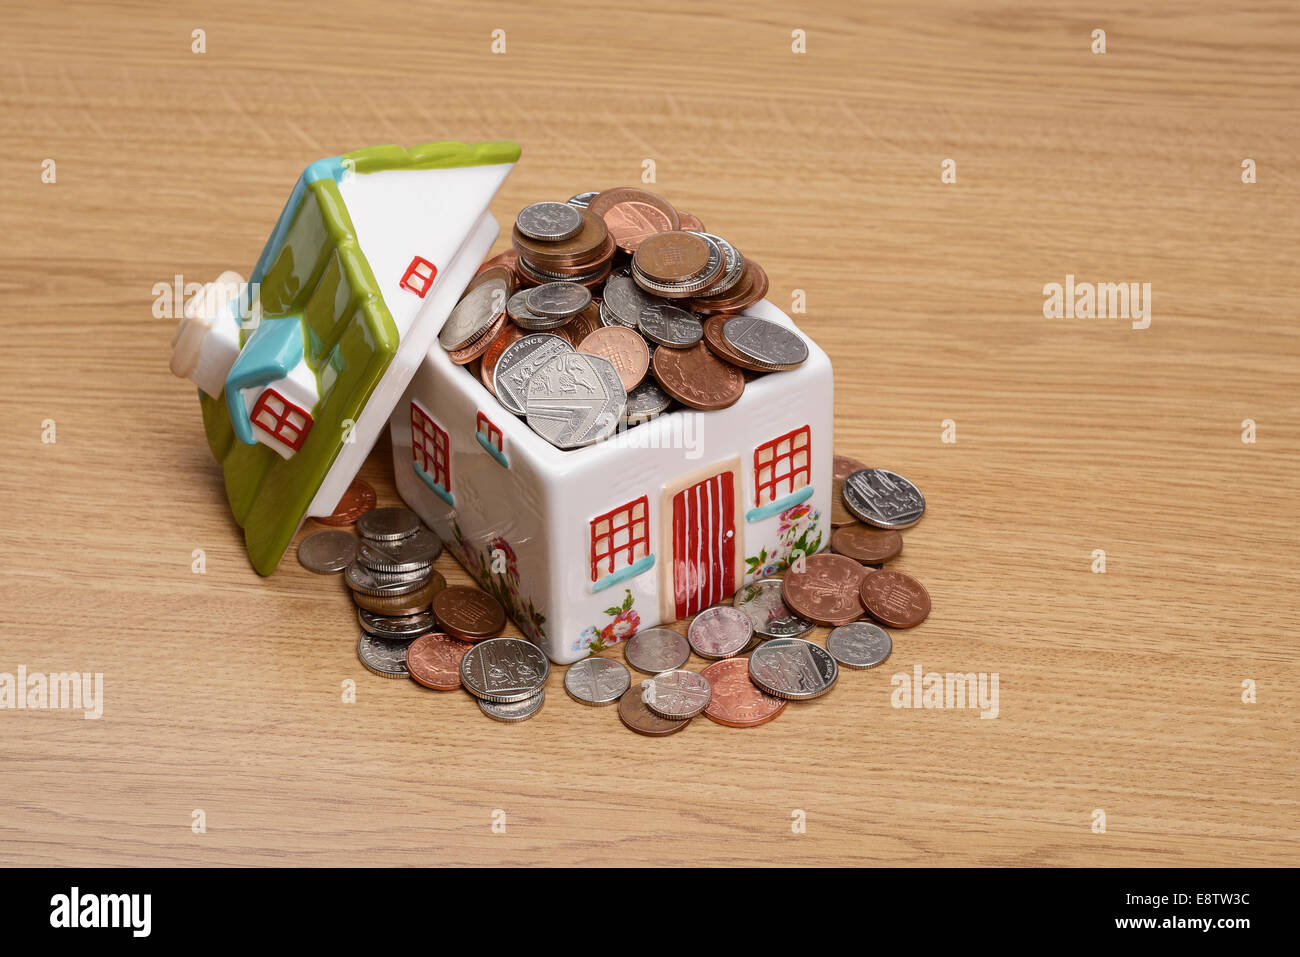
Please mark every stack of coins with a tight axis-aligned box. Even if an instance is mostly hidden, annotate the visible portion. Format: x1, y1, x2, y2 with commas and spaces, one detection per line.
445, 189, 808, 449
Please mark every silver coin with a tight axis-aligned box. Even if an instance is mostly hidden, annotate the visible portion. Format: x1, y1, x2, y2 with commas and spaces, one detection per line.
524, 352, 626, 449
297, 529, 358, 573
722, 315, 809, 370
624, 627, 690, 674
357, 607, 436, 639
506, 289, 571, 330
516, 201, 583, 242
733, 578, 815, 638
478, 689, 545, 722
603, 273, 665, 327
566, 191, 598, 209
517, 256, 608, 287
638, 303, 703, 347
826, 622, 893, 670
841, 468, 926, 529
345, 562, 431, 597
563, 657, 631, 706
356, 507, 420, 542
356, 632, 413, 679
641, 669, 712, 719
623, 377, 672, 424
687, 605, 754, 659
356, 528, 442, 573
438, 278, 508, 350
695, 233, 745, 296
526, 281, 592, 319
460, 637, 551, 703
748, 638, 838, 700
493, 333, 574, 416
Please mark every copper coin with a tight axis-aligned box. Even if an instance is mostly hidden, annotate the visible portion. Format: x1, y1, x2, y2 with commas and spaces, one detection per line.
351, 571, 446, 615
860, 570, 931, 628
831, 455, 867, 527
466, 263, 516, 297
448, 309, 508, 365
512, 209, 609, 268
781, 553, 868, 627
651, 341, 744, 411
552, 303, 599, 350
405, 633, 473, 691
480, 323, 524, 394
677, 210, 706, 232
617, 686, 691, 737
315, 479, 376, 527
578, 325, 650, 392
830, 524, 902, 565
689, 259, 769, 314
633, 231, 711, 284
479, 248, 520, 277
432, 585, 507, 641
701, 314, 753, 367
700, 657, 787, 728
587, 187, 680, 253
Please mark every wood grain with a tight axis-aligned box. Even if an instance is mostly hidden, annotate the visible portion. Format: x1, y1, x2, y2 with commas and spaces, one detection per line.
1, 0, 1296, 867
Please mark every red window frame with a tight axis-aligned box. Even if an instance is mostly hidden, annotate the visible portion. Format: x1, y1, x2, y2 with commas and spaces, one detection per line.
476, 411, 503, 453
399, 256, 438, 298
753, 425, 811, 506
250, 388, 313, 452
410, 401, 450, 492
590, 496, 649, 582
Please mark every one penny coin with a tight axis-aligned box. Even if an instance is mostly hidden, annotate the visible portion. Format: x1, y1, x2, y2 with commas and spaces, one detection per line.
651, 341, 744, 411
831, 455, 867, 527
315, 479, 376, 527
587, 187, 680, 253
432, 586, 507, 641
633, 231, 711, 284
578, 325, 650, 392
781, 553, 868, 627
405, 633, 473, 691
617, 686, 691, 737
860, 570, 931, 628
830, 524, 902, 565
700, 657, 787, 728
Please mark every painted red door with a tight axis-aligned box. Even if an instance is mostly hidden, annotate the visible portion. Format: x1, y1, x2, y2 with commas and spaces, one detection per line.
671, 471, 737, 619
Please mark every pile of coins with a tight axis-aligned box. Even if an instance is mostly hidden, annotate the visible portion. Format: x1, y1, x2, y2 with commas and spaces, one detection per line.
437, 188, 810, 449
303, 461, 932, 732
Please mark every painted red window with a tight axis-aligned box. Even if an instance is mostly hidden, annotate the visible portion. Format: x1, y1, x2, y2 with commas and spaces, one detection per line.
590, 496, 649, 582
250, 388, 313, 452
476, 411, 503, 453
399, 256, 438, 298
753, 425, 811, 506
410, 401, 450, 491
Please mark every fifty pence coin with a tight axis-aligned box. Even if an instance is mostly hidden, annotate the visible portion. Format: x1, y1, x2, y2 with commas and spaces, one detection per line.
357, 607, 436, 639
525, 352, 626, 448
405, 633, 473, 690
641, 669, 712, 720
357, 507, 420, 542
841, 468, 926, 529
826, 622, 893, 670
748, 638, 839, 700
460, 637, 550, 703
516, 201, 584, 242
356, 632, 413, 679
624, 627, 690, 674
687, 606, 754, 660
563, 657, 631, 706
733, 578, 815, 638
493, 333, 574, 416
618, 686, 691, 736
297, 529, 358, 573
479, 689, 546, 722
701, 657, 787, 728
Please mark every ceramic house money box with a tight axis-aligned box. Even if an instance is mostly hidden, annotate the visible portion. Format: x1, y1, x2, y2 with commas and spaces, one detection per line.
171, 140, 834, 664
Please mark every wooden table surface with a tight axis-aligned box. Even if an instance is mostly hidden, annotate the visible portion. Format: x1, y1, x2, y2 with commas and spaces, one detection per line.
2, 0, 1296, 867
